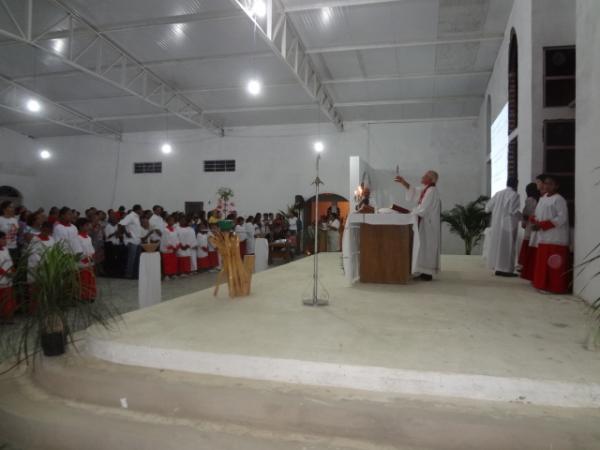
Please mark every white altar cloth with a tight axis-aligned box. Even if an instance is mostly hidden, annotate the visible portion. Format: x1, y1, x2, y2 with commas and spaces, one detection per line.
342, 213, 420, 284
138, 252, 162, 309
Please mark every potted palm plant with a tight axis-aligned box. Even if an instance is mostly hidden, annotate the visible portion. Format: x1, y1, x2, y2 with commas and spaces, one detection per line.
2, 243, 120, 362
441, 196, 491, 255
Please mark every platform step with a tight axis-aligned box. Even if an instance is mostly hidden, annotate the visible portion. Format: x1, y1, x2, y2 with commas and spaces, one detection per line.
0, 370, 395, 450
1, 354, 597, 450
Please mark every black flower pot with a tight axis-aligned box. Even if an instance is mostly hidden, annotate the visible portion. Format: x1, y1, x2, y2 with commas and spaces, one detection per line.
41, 332, 65, 357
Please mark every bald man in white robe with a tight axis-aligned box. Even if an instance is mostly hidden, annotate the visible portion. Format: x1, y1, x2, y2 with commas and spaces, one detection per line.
395, 170, 442, 281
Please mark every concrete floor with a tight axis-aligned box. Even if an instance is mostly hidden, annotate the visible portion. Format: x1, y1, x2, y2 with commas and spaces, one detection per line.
3, 254, 600, 449
85, 253, 600, 407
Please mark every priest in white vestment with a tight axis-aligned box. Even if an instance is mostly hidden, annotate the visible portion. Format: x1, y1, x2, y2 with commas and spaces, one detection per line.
485, 177, 521, 276
394, 170, 441, 281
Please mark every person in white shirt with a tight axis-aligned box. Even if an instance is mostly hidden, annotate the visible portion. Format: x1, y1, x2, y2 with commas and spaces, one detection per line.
244, 216, 256, 255
176, 216, 196, 275
326, 213, 341, 252
394, 170, 442, 281
103, 210, 126, 277
52, 207, 78, 253
530, 176, 571, 294
235, 217, 247, 257
485, 178, 521, 276
119, 205, 143, 279
0, 231, 16, 321
149, 205, 165, 238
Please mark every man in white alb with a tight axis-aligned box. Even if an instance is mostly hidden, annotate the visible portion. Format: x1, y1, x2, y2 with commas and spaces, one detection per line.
394, 170, 441, 281
485, 177, 521, 277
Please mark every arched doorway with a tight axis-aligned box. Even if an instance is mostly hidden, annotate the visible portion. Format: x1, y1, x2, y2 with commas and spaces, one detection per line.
303, 193, 349, 253
0, 186, 23, 206
508, 30, 519, 181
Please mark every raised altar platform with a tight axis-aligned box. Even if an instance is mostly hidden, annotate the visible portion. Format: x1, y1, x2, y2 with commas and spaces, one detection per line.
84, 253, 600, 408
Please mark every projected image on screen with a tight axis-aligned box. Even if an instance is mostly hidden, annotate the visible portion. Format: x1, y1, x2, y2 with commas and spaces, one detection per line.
490, 103, 509, 196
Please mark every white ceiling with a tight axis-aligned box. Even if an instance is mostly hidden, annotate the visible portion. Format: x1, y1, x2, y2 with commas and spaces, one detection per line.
0, 0, 514, 138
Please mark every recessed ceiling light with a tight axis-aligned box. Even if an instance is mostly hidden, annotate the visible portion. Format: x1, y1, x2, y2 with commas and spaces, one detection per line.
26, 99, 41, 112
313, 141, 325, 153
39, 149, 51, 159
52, 38, 65, 53
252, 0, 267, 18
172, 23, 185, 37
161, 143, 172, 154
247, 79, 262, 96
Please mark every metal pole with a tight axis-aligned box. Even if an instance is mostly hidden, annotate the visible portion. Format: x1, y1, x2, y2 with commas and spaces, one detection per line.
313, 154, 320, 304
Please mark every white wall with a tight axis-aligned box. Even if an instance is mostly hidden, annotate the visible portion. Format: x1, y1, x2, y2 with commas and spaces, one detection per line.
574, 0, 600, 303
478, 0, 533, 197
3, 118, 483, 255
0, 127, 40, 203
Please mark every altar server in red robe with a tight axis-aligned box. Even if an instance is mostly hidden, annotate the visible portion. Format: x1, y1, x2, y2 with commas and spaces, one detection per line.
0, 231, 16, 321
196, 223, 211, 271
531, 176, 571, 294
52, 207, 78, 252
73, 218, 97, 301
160, 215, 180, 279
518, 183, 539, 278
176, 216, 196, 276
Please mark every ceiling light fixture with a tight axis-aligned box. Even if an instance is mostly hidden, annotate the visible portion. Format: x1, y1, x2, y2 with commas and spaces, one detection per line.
26, 98, 41, 112
39, 149, 51, 159
247, 78, 262, 96
52, 39, 65, 53
161, 143, 172, 154
252, 0, 267, 18
313, 141, 325, 153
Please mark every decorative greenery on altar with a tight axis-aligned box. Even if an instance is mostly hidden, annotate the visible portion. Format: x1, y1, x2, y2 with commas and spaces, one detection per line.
216, 187, 235, 216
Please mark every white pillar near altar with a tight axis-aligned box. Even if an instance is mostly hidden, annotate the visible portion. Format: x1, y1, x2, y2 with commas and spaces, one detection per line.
138, 252, 162, 309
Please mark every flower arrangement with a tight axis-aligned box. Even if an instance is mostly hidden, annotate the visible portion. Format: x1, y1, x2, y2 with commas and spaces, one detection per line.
216, 187, 235, 216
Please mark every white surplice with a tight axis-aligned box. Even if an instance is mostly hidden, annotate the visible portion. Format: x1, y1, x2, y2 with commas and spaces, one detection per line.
485, 187, 521, 273
406, 184, 441, 276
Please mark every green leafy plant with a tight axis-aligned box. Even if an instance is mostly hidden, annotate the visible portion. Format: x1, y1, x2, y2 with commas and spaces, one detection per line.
1, 244, 120, 364
580, 245, 600, 351
441, 195, 491, 255
580, 167, 600, 351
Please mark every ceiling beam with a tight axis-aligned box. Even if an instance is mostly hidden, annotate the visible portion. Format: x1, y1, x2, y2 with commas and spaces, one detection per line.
335, 96, 483, 107
322, 70, 492, 84
230, 0, 344, 131
51, 82, 300, 105
0, 9, 246, 48
283, 0, 418, 13
0, 73, 121, 139
305, 35, 504, 54
11, 51, 275, 84
0, 0, 224, 136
